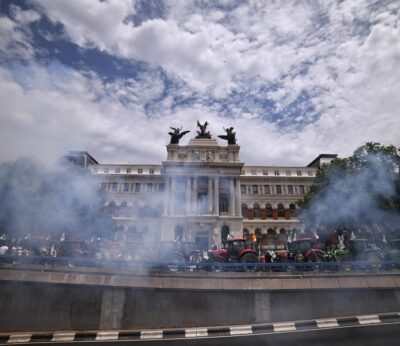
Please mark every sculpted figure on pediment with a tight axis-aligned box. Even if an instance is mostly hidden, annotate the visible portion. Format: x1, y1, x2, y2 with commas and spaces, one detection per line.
168, 126, 190, 144
206, 150, 214, 162
218, 126, 236, 145
196, 121, 211, 139
193, 150, 201, 161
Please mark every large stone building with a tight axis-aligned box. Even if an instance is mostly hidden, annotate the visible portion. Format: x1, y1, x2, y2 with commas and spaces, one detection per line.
66, 125, 336, 251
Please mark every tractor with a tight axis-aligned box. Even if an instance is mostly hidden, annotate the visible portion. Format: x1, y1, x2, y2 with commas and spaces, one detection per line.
156, 241, 202, 272
207, 238, 259, 270
275, 238, 326, 263
334, 239, 385, 262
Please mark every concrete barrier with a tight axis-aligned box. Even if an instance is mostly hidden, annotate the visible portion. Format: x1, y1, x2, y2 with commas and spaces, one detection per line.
0, 268, 399, 332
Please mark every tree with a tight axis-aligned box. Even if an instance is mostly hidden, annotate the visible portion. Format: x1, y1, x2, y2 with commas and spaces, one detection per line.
298, 142, 400, 228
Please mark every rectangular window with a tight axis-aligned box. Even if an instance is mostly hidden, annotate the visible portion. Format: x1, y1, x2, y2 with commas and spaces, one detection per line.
276, 185, 282, 194
112, 182, 118, 192
100, 182, 107, 191
104, 168, 109, 174
251, 169, 257, 175
299, 185, 305, 194
135, 183, 141, 193
240, 185, 246, 194
274, 170, 280, 176
241, 170, 246, 175
92, 168, 98, 173
138, 168, 143, 174
219, 193, 229, 212
115, 168, 120, 174
264, 185, 270, 194
286, 170, 291, 176
308, 170, 314, 176
297, 171, 302, 176
123, 183, 129, 192
146, 183, 153, 192
149, 168, 155, 175
159, 183, 164, 192
287, 185, 293, 194
262, 170, 268, 176
252, 185, 258, 194
127, 168, 132, 173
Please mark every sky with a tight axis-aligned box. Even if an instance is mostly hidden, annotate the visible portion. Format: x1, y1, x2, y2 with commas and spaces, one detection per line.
0, 0, 399, 166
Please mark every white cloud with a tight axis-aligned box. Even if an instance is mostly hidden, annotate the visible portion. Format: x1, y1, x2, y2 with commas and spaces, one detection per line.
0, 5, 40, 60
0, 0, 399, 166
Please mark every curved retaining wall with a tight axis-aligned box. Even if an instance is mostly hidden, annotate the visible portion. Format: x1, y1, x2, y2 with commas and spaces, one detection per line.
0, 267, 400, 332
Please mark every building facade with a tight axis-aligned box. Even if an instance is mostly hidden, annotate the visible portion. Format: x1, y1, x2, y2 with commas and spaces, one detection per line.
67, 129, 336, 251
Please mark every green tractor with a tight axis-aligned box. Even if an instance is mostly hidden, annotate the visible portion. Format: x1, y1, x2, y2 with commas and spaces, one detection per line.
335, 239, 385, 264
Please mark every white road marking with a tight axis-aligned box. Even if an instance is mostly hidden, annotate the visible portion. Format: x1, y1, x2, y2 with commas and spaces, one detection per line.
230, 325, 253, 335
51, 332, 76, 342
357, 315, 381, 325
7, 334, 31, 343
273, 322, 296, 332
95, 331, 119, 341
185, 328, 208, 337
316, 318, 339, 328
140, 330, 163, 339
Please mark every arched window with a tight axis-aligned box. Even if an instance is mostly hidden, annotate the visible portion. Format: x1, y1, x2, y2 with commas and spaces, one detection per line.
265, 204, 272, 218
175, 225, 183, 241
289, 204, 296, 218
221, 225, 230, 245
243, 228, 249, 238
278, 204, 285, 218
253, 203, 261, 218
241, 203, 248, 218
107, 200, 116, 215
277, 228, 288, 249
266, 228, 276, 250
120, 201, 128, 216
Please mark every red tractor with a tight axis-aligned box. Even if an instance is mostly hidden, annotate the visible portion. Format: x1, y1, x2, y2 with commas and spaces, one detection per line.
207, 238, 259, 268
275, 238, 325, 263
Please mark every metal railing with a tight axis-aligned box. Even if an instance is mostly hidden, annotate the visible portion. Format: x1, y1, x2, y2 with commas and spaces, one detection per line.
1, 254, 400, 273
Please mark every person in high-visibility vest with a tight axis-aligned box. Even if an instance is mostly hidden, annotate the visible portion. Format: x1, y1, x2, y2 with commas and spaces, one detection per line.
252, 233, 257, 243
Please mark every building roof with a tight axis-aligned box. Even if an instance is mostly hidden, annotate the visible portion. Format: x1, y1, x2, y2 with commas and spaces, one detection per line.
307, 154, 338, 167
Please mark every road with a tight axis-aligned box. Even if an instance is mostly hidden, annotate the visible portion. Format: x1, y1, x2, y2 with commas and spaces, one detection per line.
2, 317, 399, 346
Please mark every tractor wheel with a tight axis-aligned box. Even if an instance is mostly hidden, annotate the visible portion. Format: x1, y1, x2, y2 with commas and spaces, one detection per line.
365, 253, 383, 270
240, 253, 259, 272
164, 254, 186, 272
306, 252, 326, 272
207, 257, 226, 272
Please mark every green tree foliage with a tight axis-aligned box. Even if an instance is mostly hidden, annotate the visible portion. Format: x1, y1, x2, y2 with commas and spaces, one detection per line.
298, 142, 400, 227
0, 157, 116, 240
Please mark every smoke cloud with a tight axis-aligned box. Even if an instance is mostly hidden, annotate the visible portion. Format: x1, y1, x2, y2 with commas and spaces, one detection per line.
299, 153, 400, 230
0, 157, 116, 241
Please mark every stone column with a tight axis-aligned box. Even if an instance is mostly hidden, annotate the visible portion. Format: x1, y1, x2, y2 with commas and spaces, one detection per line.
235, 177, 241, 216
163, 177, 170, 216
208, 176, 213, 214
192, 176, 198, 214
229, 177, 235, 216
213, 176, 219, 215
186, 176, 192, 215
170, 177, 176, 216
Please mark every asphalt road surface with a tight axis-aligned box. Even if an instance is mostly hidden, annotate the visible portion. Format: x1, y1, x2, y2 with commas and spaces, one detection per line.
4, 322, 399, 346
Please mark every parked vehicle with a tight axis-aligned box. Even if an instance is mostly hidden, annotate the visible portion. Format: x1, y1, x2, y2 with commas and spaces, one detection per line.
335, 239, 385, 262
207, 238, 259, 270
275, 238, 326, 263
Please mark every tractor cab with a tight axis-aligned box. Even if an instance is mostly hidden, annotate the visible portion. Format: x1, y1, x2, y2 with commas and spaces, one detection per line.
288, 238, 314, 254
348, 239, 369, 257
227, 238, 247, 261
